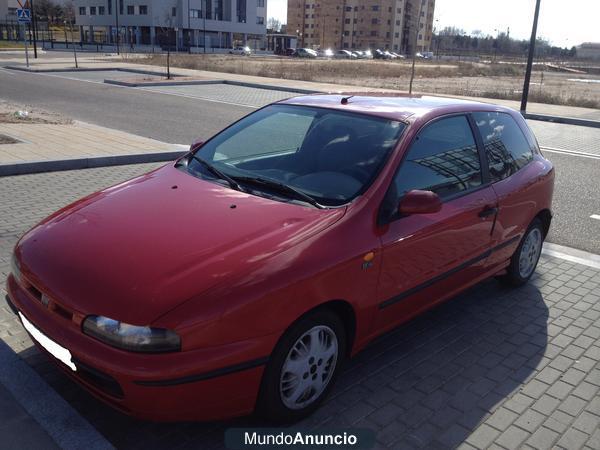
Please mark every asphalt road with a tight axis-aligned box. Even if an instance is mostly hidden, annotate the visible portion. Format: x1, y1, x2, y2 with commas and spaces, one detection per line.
0, 67, 599, 254
0, 67, 249, 144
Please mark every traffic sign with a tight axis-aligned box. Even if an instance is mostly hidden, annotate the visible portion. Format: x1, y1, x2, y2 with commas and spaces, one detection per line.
17, 9, 32, 24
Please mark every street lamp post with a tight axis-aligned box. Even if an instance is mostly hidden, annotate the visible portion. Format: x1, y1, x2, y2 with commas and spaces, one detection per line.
520, 0, 542, 113
30, 0, 38, 58
203, 0, 207, 54
114, 0, 120, 54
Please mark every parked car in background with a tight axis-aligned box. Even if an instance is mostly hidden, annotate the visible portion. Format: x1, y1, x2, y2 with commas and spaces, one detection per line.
421, 51, 434, 59
229, 46, 252, 56
390, 52, 405, 59
384, 50, 397, 59
334, 50, 357, 59
293, 48, 318, 58
275, 48, 295, 57
7, 94, 554, 423
317, 48, 334, 58
373, 49, 392, 59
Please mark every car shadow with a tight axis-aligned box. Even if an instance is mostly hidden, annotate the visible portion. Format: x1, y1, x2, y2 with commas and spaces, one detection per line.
16, 275, 548, 449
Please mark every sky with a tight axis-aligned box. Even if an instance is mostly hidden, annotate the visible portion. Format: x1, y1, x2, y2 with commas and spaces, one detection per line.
267, 0, 600, 48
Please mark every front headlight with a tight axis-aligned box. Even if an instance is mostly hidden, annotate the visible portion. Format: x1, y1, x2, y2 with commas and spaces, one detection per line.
11, 253, 21, 283
82, 316, 181, 353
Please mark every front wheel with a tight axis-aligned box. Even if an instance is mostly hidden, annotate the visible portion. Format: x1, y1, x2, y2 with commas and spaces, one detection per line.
498, 218, 544, 287
257, 310, 346, 423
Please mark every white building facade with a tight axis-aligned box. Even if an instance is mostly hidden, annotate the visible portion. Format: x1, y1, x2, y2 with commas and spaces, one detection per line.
74, 0, 267, 50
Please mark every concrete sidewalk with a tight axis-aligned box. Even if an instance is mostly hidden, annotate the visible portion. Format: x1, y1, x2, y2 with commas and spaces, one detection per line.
0, 120, 187, 176
3, 53, 599, 122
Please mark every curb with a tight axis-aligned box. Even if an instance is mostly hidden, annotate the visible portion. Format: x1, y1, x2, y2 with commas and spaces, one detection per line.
0, 339, 113, 450
0, 150, 187, 177
542, 242, 600, 270
523, 113, 600, 129
105, 77, 322, 94
4, 65, 174, 77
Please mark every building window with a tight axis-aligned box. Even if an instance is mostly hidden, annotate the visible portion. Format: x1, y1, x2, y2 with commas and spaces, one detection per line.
119, 0, 123, 14
370, 30, 377, 36
396, 20, 400, 25
172, 7, 177, 16
395, 32, 399, 37
79, 6, 86, 15
418, 34, 423, 40
345, 18, 350, 24
371, 18, 378, 24
127, 5, 134, 14
257, 16, 264, 25
397, 8, 401, 13
108, 0, 112, 14
98, 6, 105, 15
190, 9, 200, 18
344, 30, 349, 36
345, 6, 351, 11
305, 13, 309, 18
372, 5, 379, 11
257, 0, 265, 6
90, 6, 96, 15
139, 5, 148, 15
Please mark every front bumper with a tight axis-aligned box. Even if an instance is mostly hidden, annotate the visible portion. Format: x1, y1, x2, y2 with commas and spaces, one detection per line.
6, 274, 275, 422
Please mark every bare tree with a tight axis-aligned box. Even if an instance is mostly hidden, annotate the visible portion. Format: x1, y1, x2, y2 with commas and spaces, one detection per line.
267, 17, 281, 32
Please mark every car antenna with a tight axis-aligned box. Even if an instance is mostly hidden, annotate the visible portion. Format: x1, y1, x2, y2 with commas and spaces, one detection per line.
341, 95, 354, 105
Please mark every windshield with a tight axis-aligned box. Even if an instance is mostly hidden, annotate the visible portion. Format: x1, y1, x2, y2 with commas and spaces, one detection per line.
186, 104, 405, 206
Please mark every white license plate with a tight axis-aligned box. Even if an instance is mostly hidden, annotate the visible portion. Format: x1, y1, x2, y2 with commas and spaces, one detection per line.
19, 312, 77, 372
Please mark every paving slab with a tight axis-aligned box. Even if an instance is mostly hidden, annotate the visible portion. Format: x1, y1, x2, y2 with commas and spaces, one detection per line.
0, 121, 187, 175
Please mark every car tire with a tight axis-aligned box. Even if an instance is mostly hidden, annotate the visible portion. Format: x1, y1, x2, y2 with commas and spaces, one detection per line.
257, 309, 346, 423
498, 218, 544, 287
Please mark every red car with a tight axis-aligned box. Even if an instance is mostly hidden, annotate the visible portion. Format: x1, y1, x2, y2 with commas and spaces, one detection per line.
6, 95, 554, 422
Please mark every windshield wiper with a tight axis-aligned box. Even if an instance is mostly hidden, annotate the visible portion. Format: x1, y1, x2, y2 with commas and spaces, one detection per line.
234, 176, 324, 209
189, 155, 244, 192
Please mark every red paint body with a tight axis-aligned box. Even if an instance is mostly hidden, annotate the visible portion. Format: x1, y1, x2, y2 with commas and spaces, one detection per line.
7, 95, 554, 421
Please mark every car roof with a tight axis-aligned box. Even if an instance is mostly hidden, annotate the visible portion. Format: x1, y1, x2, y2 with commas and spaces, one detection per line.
278, 93, 511, 122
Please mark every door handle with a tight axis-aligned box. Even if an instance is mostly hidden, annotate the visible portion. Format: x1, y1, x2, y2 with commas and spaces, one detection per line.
478, 206, 498, 218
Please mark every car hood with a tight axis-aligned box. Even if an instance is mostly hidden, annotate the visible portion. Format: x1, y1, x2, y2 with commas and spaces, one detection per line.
16, 164, 345, 325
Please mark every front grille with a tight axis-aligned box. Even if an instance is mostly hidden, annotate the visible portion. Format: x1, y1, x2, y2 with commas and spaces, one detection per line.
72, 359, 124, 399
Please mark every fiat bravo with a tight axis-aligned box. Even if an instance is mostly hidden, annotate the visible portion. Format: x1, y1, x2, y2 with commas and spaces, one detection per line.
6, 95, 554, 422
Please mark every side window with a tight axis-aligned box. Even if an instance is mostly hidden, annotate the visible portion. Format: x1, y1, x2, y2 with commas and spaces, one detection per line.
473, 112, 534, 182
391, 115, 482, 200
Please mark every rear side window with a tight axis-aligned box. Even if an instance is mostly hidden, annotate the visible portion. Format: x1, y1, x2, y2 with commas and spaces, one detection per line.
473, 112, 533, 182
391, 115, 482, 200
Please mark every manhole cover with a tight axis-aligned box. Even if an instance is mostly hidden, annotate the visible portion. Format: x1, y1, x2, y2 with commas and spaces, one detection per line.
0, 134, 20, 145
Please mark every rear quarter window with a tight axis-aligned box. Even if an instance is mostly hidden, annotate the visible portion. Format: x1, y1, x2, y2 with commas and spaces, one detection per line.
473, 112, 534, 182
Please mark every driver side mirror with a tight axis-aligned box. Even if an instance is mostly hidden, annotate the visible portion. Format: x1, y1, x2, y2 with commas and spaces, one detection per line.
190, 139, 205, 152
398, 190, 442, 215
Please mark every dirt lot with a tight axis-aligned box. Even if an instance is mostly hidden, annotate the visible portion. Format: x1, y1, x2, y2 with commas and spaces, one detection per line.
142, 54, 600, 108
0, 100, 72, 125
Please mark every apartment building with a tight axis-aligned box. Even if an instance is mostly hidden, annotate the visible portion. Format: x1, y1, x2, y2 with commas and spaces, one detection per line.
287, 0, 434, 54
74, 0, 267, 49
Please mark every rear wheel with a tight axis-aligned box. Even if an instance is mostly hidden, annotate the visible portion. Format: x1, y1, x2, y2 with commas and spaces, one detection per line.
498, 218, 544, 287
257, 310, 346, 423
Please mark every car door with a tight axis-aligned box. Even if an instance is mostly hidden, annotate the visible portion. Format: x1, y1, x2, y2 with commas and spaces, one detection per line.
471, 111, 542, 265
374, 114, 497, 332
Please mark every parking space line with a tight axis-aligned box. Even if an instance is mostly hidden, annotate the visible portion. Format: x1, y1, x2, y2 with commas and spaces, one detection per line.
591, 214, 600, 220
542, 242, 600, 269
541, 146, 600, 161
